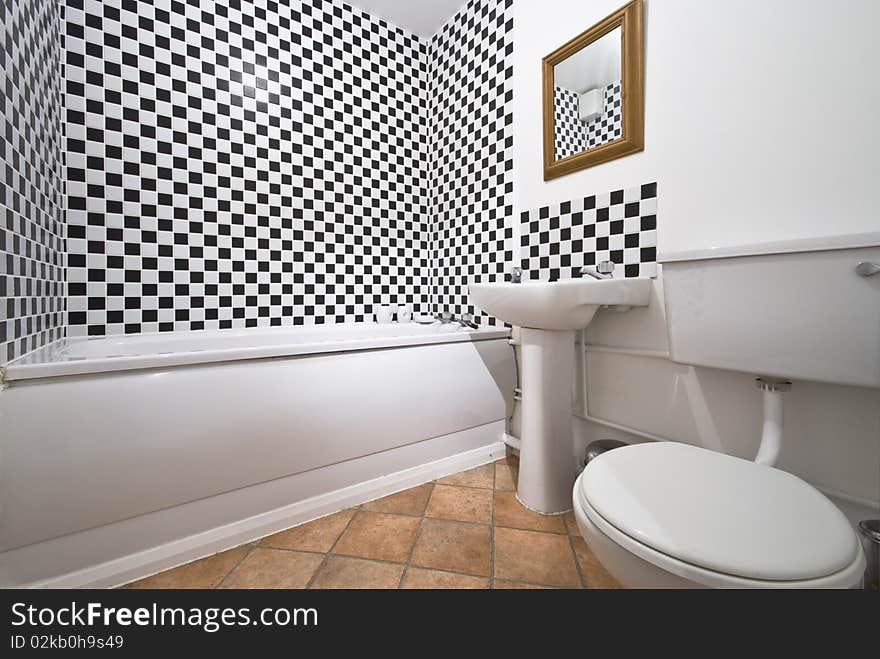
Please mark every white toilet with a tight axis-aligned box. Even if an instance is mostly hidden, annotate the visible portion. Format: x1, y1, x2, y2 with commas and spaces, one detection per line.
572, 442, 865, 588
571, 239, 879, 588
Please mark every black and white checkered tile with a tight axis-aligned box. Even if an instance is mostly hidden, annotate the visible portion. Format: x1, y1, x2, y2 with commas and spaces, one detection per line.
0, 0, 65, 364
519, 182, 658, 281
554, 87, 588, 159
63, 0, 431, 336
554, 81, 622, 160
429, 0, 514, 327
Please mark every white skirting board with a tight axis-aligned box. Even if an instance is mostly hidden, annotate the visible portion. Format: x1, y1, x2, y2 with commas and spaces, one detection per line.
2, 421, 506, 589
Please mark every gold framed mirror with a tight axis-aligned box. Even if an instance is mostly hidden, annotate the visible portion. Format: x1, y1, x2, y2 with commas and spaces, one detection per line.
542, 0, 644, 180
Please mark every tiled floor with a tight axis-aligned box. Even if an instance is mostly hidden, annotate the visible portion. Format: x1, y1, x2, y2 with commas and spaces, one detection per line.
123, 456, 621, 590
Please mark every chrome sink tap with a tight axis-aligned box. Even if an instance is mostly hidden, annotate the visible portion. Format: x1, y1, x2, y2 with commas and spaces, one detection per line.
580, 260, 615, 280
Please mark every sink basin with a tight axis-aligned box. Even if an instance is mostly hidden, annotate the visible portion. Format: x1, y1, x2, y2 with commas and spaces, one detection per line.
469, 278, 652, 330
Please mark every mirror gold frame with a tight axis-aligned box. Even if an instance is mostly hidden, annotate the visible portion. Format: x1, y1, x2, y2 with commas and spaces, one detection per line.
542, 0, 644, 180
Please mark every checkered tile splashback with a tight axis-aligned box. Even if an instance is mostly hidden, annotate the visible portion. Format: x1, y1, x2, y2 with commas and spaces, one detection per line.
63, 0, 432, 336
2, 0, 655, 355
520, 183, 658, 282
0, 0, 65, 364
554, 81, 622, 161
429, 0, 514, 327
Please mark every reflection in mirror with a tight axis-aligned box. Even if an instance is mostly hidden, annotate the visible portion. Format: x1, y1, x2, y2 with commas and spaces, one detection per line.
553, 27, 622, 161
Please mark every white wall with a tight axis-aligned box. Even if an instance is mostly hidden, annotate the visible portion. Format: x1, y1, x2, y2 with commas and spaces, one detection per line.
514, 0, 880, 254
511, 0, 880, 505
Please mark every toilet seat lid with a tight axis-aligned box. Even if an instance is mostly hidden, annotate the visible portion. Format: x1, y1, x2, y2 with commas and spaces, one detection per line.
579, 442, 859, 581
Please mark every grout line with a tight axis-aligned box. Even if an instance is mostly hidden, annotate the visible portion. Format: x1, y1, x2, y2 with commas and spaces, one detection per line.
139, 458, 583, 590
567, 532, 588, 590
396, 482, 434, 589
303, 507, 363, 589
214, 543, 258, 590
489, 461, 497, 589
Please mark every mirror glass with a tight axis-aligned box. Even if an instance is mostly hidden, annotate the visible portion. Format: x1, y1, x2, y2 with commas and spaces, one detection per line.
552, 27, 622, 161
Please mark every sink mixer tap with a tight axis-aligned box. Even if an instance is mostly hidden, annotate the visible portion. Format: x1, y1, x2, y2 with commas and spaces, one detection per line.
580, 260, 615, 280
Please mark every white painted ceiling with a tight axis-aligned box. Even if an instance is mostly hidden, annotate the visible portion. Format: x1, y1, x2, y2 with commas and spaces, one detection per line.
554, 27, 622, 93
345, 0, 468, 38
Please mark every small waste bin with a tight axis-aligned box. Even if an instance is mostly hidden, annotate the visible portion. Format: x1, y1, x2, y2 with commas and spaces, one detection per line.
584, 439, 628, 466
858, 520, 880, 590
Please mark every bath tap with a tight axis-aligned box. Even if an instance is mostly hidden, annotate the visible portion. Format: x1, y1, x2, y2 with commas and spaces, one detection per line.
435, 311, 477, 328
457, 313, 478, 329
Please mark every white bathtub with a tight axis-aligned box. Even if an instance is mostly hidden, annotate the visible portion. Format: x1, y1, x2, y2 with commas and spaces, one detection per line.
0, 323, 514, 587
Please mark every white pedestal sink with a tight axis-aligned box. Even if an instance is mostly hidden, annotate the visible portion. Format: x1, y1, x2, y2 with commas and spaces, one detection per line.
470, 278, 652, 513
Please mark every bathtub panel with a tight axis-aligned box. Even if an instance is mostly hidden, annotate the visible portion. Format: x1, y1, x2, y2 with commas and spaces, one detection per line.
0, 339, 514, 552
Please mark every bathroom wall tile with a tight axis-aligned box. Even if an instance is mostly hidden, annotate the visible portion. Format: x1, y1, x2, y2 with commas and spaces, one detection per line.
554, 82, 622, 161
0, 0, 65, 363
519, 182, 658, 282
428, 0, 515, 326
62, 0, 432, 336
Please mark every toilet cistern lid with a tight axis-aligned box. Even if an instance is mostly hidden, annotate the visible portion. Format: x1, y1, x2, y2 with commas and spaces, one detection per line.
579, 442, 860, 582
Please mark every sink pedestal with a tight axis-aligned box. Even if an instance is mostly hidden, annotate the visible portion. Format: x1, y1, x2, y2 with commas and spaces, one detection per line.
468, 277, 652, 514
518, 328, 577, 514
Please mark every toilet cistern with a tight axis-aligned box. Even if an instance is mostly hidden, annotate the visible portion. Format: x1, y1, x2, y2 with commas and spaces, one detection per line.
469, 277, 652, 513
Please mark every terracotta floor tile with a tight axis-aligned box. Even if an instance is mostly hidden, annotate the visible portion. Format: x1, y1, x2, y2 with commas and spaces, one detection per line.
332, 511, 420, 563
308, 557, 403, 589
361, 483, 433, 516
118, 461, 611, 591
123, 545, 250, 589
260, 509, 355, 553
493, 580, 553, 589
494, 463, 518, 491
402, 568, 489, 589
563, 510, 581, 536
425, 484, 493, 524
437, 463, 494, 489
220, 548, 323, 589
493, 527, 581, 588
410, 519, 491, 576
494, 491, 566, 534
572, 536, 622, 589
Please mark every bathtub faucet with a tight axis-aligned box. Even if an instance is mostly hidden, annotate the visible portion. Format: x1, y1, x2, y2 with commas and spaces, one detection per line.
457, 313, 478, 329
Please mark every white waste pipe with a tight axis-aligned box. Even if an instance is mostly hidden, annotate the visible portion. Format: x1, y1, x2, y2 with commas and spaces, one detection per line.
754, 379, 791, 467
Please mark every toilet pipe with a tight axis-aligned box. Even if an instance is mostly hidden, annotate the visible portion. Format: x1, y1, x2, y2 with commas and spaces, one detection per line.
754, 379, 790, 467
516, 331, 794, 468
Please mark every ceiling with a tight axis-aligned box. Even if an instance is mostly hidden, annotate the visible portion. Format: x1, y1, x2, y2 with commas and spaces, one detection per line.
554, 28, 622, 94
345, 0, 468, 38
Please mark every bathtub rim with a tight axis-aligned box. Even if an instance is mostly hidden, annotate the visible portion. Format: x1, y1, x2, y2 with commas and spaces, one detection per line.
3, 323, 511, 382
